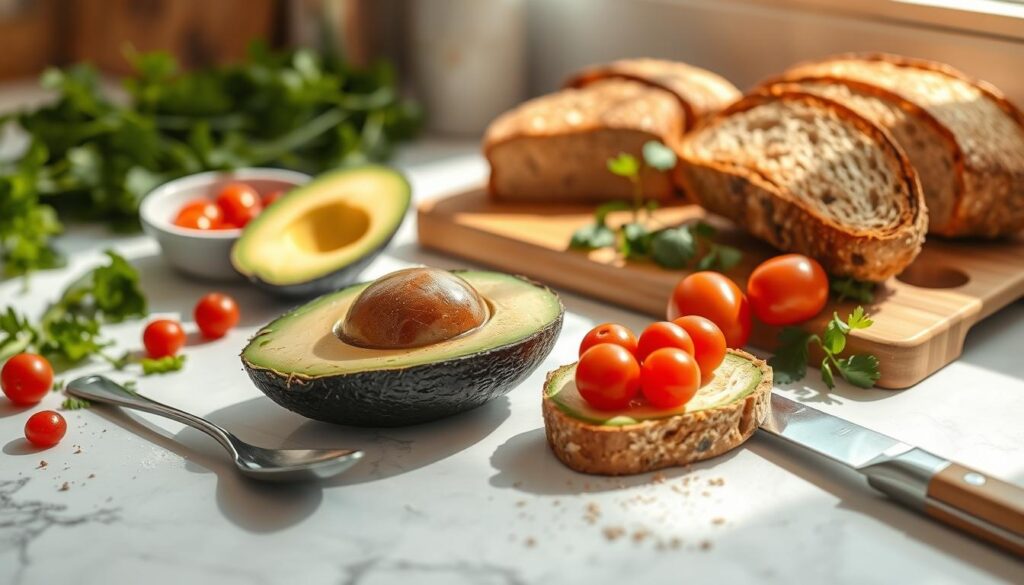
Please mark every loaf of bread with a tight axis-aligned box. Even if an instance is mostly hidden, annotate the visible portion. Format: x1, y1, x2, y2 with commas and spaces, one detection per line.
677, 90, 927, 282
767, 54, 1024, 238
565, 58, 742, 131
484, 59, 740, 202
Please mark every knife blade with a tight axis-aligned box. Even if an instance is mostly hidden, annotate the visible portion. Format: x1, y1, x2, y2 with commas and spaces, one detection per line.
760, 393, 1024, 557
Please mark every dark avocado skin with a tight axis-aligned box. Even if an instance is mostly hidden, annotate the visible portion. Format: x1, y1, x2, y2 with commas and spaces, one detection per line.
243, 232, 397, 298
243, 312, 563, 427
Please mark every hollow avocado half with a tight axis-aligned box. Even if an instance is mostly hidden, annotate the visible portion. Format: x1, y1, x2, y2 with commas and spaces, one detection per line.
231, 165, 410, 297
241, 271, 564, 426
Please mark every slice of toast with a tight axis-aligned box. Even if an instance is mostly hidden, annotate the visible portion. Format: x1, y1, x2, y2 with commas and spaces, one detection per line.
677, 90, 927, 282
774, 54, 1024, 238
484, 79, 683, 203
565, 58, 741, 131
543, 349, 771, 476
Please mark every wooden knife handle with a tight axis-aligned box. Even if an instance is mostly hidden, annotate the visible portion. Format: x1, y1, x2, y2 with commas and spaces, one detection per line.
926, 462, 1024, 556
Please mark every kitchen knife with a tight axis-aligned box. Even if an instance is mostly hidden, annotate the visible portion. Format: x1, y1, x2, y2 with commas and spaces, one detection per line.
760, 393, 1024, 557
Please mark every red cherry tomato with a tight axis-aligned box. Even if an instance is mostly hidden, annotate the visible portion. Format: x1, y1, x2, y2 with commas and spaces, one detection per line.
262, 190, 286, 207
24, 410, 67, 447
747, 254, 829, 326
640, 348, 701, 409
143, 319, 186, 358
579, 323, 638, 358
672, 315, 727, 381
194, 293, 240, 339
174, 200, 224, 230
667, 272, 751, 348
575, 344, 641, 411
1, 353, 54, 406
215, 183, 263, 228
636, 321, 695, 363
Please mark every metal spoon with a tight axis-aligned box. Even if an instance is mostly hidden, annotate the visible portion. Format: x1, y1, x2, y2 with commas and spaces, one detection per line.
66, 375, 362, 482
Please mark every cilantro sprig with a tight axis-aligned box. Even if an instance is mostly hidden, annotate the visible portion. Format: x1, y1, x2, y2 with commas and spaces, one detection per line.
0, 250, 147, 367
769, 306, 881, 390
830, 276, 876, 303
570, 141, 741, 272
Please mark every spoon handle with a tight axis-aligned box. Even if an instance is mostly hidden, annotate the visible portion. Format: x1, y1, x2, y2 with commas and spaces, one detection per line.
66, 375, 239, 456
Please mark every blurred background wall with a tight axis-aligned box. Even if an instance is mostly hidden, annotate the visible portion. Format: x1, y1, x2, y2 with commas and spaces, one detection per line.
1, 0, 1022, 135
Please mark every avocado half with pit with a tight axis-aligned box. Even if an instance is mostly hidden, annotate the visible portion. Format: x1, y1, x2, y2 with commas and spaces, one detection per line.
231, 165, 410, 297
241, 269, 564, 426
543, 350, 772, 475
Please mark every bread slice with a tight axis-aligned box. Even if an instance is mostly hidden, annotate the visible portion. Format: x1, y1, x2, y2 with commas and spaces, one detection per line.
565, 58, 741, 131
484, 79, 683, 203
543, 349, 771, 476
677, 90, 927, 282
774, 54, 1024, 238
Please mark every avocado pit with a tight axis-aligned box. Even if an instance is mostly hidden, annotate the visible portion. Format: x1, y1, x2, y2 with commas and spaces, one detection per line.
336, 267, 490, 349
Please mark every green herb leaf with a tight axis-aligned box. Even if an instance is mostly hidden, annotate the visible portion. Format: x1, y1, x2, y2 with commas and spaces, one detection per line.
650, 226, 697, 268
820, 357, 836, 390
620, 223, 651, 258
60, 396, 92, 410
52, 379, 65, 392
140, 354, 186, 375
607, 153, 640, 178
830, 276, 876, 303
641, 141, 677, 171
835, 354, 881, 388
593, 200, 631, 226
769, 327, 815, 384
822, 313, 849, 355
846, 306, 874, 330
570, 224, 616, 250
697, 244, 742, 272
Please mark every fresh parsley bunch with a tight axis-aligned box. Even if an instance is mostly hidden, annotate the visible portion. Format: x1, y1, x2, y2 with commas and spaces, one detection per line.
570, 141, 742, 272
769, 306, 882, 389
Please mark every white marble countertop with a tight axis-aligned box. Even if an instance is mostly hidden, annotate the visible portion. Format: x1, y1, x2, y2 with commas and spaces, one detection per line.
1, 139, 1022, 585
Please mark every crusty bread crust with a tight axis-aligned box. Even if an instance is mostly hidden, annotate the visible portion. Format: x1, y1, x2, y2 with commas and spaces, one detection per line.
775, 53, 1024, 238
542, 350, 771, 476
565, 58, 741, 131
483, 79, 684, 202
677, 90, 927, 282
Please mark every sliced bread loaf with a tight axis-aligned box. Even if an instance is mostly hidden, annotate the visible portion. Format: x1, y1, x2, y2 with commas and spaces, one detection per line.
565, 58, 741, 131
484, 79, 683, 203
775, 54, 1024, 238
678, 90, 927, 282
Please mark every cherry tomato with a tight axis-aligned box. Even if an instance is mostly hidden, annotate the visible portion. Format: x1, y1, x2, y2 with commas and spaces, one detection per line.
747, 254, 829, 326
1, 353, 54, 406
636, 321, 695, 363
24, 410, 66, 448
575, 344, 641, 411
174, 200, 224, 230
215, 183, 263, 228
667, 272, 751, 348
143, 319, 186, 358
194, 293, 240, 339
579, 323, 638, 358
640, 348, 700, 409
672, 315, 727, 381
262, 190, 286, 207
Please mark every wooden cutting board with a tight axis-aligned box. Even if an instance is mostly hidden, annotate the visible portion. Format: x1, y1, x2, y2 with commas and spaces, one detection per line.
417, 187, 1024, 389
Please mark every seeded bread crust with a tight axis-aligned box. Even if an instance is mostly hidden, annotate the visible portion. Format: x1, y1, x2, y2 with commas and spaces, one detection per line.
677, 90, 927, 282
776, 53, 1024, 238
565, 58, 742, 131
542, 350, 771, 476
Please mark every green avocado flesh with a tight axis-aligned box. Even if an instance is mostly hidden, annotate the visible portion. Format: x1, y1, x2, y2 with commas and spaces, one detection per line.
231, 165, 409, 288
546, 353, 762, 426
242, 271, 563, 377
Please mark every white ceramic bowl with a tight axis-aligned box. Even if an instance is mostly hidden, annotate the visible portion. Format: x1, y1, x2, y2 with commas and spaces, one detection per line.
140, 168, 312, 281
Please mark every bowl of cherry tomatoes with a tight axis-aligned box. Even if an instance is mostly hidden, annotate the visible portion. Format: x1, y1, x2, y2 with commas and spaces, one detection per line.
140, 168, 311, 281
